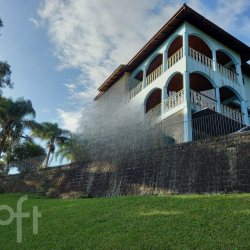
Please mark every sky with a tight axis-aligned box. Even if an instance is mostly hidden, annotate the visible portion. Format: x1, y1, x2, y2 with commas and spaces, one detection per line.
1, 0, 250, 133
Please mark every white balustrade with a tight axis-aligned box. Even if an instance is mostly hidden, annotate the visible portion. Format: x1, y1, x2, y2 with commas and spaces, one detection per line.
167, 48, 183, 68
190, 89, 216, 111
216, 63, 238, 83
129, 48, 185, 101
220, 104, 243, 123
146, 65, 163, 86
189, 47, 213, 68
189, 47, 238, 84
129, 82, 142, 99
163, 89, 184, 113
190, 89, 243, 123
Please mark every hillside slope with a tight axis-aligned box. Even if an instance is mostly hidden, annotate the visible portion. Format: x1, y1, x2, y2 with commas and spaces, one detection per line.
0, 193, 249, 249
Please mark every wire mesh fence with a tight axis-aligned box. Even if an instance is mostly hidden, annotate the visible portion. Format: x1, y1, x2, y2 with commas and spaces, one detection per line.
0, 110, 246, 178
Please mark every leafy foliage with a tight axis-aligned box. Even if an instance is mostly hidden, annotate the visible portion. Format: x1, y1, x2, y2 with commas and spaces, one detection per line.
7, 141, 46, 173
0, 18, 76, 173
0, 61, 13, 94
0, 97, 38, 156
55, 133, 86, 163
32, 122, 71, 167
0, 19, 13, 94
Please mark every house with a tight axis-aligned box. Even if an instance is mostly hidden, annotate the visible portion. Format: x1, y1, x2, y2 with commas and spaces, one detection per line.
93, 4, 250, 144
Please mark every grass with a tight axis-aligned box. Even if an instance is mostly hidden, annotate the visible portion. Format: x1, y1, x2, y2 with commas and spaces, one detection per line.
0, 193, 250, 249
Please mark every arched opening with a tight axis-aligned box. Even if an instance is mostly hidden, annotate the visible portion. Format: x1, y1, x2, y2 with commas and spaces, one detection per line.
190, 72, 215, 99
129, 70, 143, 90
145, 88, 162, 113
146, 54, 163, 76
167, 73, 183, 97
167, 36, 183, 58
189, 35, 212, 58
219, 86, 241, 110
216, 50, 236, 72
146, 54, 163, 85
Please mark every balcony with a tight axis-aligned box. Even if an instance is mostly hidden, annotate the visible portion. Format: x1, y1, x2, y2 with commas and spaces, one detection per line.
146, 65, 163, 86
190, 89, 216, 111
161, 89, 243, 124
129, 82, 142, 99
167, 47, 183, 68
188, 47, 238, 84
163, 89, 184, 113
128, 48, 183, 100
129, 46, 239, 101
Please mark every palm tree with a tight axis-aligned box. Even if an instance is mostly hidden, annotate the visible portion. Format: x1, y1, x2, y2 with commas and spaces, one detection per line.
7, 141, 46, 174
0, 61, 12, 95
31, 122, 70, 168
0, 19, 13, 95
55, 133, 85, 164
0, 97, 37, 156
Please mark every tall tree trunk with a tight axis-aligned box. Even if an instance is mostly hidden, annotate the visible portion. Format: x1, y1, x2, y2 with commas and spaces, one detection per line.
0, 130, 8, 156
44, 147, 51, 168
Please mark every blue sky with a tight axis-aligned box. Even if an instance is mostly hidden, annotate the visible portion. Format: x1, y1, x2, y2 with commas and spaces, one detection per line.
0, 0, 81, 127
1, 0, 250, 133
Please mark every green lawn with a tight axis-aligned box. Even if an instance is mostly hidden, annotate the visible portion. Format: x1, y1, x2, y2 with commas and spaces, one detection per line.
0, 193, 250, 249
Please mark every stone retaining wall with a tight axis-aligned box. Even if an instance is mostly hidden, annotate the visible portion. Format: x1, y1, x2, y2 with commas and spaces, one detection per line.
0, 132, 249, 198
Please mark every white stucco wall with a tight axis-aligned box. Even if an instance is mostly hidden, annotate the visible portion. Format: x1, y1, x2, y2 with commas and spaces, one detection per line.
243, 74, 250, 110
91, 21, 250, 141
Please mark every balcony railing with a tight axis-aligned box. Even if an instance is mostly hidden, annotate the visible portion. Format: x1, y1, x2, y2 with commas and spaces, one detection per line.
189, 47, 213, 68
190, 89, 243, 123
168, 47, 183, 68
129, 48, 184, 100
129, 82, 142, 99
190, 89, 216, 111
220, 104, 243, 123
189, 47, 238, 83
146, 64, 163, 86
216, 63, 238, 82
163, 89, 184, 113
129, 46, 241, 101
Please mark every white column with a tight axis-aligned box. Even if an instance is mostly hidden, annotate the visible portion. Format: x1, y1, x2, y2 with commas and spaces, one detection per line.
215, 87, 221, 113
236, 63, 243, 85
183, 31, 189, 58
212, 50, 217, 71
143, 70, 147, 89
241, 100, 249, 125
163, 50, 168, 72
183, 71, 190, 102
161, 87, 167, 114
183, 71, 192, 142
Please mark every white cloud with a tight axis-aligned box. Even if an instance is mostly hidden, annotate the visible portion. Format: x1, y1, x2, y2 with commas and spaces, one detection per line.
57, 108, 81, 132
38, 0, 184, 102
29, 17, 41, 28
65, 83, 77, 92
38, 0, 250, 125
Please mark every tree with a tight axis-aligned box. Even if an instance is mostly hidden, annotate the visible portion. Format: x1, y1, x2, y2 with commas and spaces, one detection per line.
0, 159, 5, 176
0, 97, 37, 156
6, 141, 46, 174
31, 122, 70, 168
0, 61, 12, 95
55, 133, 85, 164
0, 19, 13, 95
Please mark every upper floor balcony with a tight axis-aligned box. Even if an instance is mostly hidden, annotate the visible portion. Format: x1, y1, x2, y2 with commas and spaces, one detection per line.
128, 34, 241, 100
144, 64, 245, 126
145, 87, 244, 126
